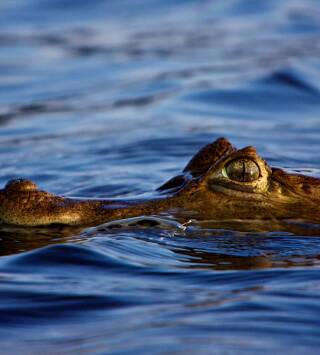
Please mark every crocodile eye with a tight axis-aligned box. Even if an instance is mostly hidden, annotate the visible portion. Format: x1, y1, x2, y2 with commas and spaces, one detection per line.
224, 159, 260, 182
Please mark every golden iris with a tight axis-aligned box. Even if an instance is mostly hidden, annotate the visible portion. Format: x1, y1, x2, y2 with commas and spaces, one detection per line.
225, 159, 260, 182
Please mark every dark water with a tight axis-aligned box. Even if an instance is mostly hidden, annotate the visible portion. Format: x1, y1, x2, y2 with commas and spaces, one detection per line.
1, 0, 320, 353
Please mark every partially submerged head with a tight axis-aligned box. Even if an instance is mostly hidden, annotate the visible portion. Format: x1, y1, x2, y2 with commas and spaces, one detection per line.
159, 137, 320, 222
1, 137, 319, 227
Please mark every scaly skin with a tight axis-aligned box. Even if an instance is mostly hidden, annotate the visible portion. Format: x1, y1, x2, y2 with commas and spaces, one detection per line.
0, 137, 319, 226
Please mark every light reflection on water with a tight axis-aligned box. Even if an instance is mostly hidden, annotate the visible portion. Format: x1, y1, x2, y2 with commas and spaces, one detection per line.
1, 0, 320, 353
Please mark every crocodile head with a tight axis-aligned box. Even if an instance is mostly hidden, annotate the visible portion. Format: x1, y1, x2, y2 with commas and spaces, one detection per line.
158, 137, 320, 222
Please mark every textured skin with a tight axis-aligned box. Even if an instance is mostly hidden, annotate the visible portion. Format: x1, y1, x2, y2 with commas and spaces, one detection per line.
183, 137, 235, 176
0, 137, 319, 226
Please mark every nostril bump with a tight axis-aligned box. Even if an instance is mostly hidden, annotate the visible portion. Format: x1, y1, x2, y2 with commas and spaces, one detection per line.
4, 179, 39, 192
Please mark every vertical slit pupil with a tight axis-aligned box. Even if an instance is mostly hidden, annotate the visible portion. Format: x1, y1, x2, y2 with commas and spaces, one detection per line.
241, 160, 246, 182
226, 158, 260, 182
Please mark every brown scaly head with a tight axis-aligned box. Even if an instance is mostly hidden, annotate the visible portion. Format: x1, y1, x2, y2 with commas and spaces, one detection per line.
158, 137, 320, 222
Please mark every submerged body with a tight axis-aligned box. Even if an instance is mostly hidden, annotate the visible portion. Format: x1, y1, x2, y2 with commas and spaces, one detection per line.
0, 137, 319, 226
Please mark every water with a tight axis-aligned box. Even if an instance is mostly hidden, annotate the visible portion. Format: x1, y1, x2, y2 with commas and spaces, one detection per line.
1, 0, 320, 353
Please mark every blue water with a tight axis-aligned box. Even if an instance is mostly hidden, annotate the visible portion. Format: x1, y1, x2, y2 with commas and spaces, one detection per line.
1, 0, 320, 353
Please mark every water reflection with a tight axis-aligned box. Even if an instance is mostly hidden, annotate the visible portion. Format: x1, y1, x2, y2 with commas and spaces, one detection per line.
0, 224, 84, 256
175, 240, 320, 270
2, 216, 320, 271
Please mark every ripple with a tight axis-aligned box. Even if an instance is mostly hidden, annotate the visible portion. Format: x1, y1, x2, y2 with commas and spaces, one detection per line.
3, 243, 143, 272
89, 215, 189, 231
257, 67, 319, 94
182, 66, 320, 121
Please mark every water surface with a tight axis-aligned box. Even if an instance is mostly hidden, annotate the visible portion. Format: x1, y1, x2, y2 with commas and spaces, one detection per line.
1, 0, 320, 353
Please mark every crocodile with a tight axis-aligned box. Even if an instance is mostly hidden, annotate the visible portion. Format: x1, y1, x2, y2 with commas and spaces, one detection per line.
0, 137, 319, 227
